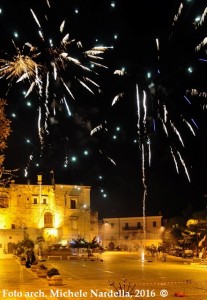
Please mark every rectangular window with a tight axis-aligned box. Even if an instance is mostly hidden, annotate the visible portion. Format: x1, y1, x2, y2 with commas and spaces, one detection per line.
33, 198, 38, 204
137, 222, 141, 229
70, 199, 76, 209
111, 223, 114, 228
153, 221, 157, 227
42, 198, 47, 204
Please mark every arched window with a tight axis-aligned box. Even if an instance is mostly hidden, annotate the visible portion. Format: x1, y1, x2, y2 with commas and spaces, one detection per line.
44, 212, 53, 228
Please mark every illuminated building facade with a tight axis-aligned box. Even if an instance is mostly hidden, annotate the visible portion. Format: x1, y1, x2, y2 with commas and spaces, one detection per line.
99, 216, 163, 251
0, 181, 98, 254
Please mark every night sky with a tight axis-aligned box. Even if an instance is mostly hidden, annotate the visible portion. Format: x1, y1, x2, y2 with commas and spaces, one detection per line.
0, 0, 207, 219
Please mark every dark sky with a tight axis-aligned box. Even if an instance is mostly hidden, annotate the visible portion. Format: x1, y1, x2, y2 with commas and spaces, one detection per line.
1, 0, 207, 219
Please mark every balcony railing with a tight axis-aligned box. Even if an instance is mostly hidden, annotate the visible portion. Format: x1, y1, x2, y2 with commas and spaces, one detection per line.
122, 226, 143, 230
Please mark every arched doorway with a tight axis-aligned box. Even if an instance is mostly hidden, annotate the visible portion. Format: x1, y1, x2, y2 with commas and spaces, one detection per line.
108, 241, 115, 250
44, 212, 53, 228
7, 242, 14, 254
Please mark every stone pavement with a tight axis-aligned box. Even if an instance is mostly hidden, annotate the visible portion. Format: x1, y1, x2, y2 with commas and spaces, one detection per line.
0, 254, 119, 300
0, 254, 207, 300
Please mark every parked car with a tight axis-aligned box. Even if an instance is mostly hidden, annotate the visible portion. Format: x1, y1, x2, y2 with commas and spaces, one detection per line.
182, 249, 193, 258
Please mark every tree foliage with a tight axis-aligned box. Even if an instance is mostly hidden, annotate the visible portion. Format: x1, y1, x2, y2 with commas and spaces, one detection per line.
162, 208, 207, 252
0, 99, 11, 165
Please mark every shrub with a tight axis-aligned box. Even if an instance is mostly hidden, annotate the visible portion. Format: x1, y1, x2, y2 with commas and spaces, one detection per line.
47, 268, 60, 278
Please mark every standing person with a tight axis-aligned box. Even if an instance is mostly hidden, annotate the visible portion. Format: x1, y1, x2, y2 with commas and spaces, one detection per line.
30, 251, 37, 265
25, 254, 31, 268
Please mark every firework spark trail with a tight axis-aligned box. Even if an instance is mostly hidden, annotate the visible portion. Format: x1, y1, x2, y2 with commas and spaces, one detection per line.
160, 118, 169, 136
147, 138, 151, 167
90, 124, 103, 136
170, 147, 179, 174
152, 7, 199, 182
63, 97, 72, 117
176, 150, 191, 182
191, 118, 199, 129
182, 118, 196, 136
172, 2, 184, 26
111, 93, 124, 106
170, 121, 185, 147
184, 95, 192, 105
136, 84, 141, 144
195, 7, 207, 28
141, 144, 147, 242
192, 5, 207, 105
135, 86, 149, 257
38, 107, 44, 148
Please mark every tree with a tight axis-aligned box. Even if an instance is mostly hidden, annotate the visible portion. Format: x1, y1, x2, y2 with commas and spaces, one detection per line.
185, 215, 207, 254
13, 238, 35, 256
70, 236, 100, 257
0, 99, 11, 165
162, 216, 186, 250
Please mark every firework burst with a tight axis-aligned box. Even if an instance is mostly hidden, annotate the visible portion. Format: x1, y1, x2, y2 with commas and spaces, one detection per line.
0, 4, 110, 150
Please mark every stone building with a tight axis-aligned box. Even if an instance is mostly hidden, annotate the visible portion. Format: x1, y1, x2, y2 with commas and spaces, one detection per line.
0, 180, 98, 254
99, 216, 163, 251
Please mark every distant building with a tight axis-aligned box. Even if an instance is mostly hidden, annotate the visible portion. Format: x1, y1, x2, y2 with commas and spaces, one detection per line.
0, 180, 98, 254
0, 180, 163, 255
99, 216, 163, 251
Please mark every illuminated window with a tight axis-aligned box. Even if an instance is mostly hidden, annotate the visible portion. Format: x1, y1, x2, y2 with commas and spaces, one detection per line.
137, 222, 141, 229
42, 198, 47, 204
44, 212, 53, 228
70, 199, 76, 209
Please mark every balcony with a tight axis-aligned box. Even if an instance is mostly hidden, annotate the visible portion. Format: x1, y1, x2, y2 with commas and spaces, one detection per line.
122, 226, 143, 230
